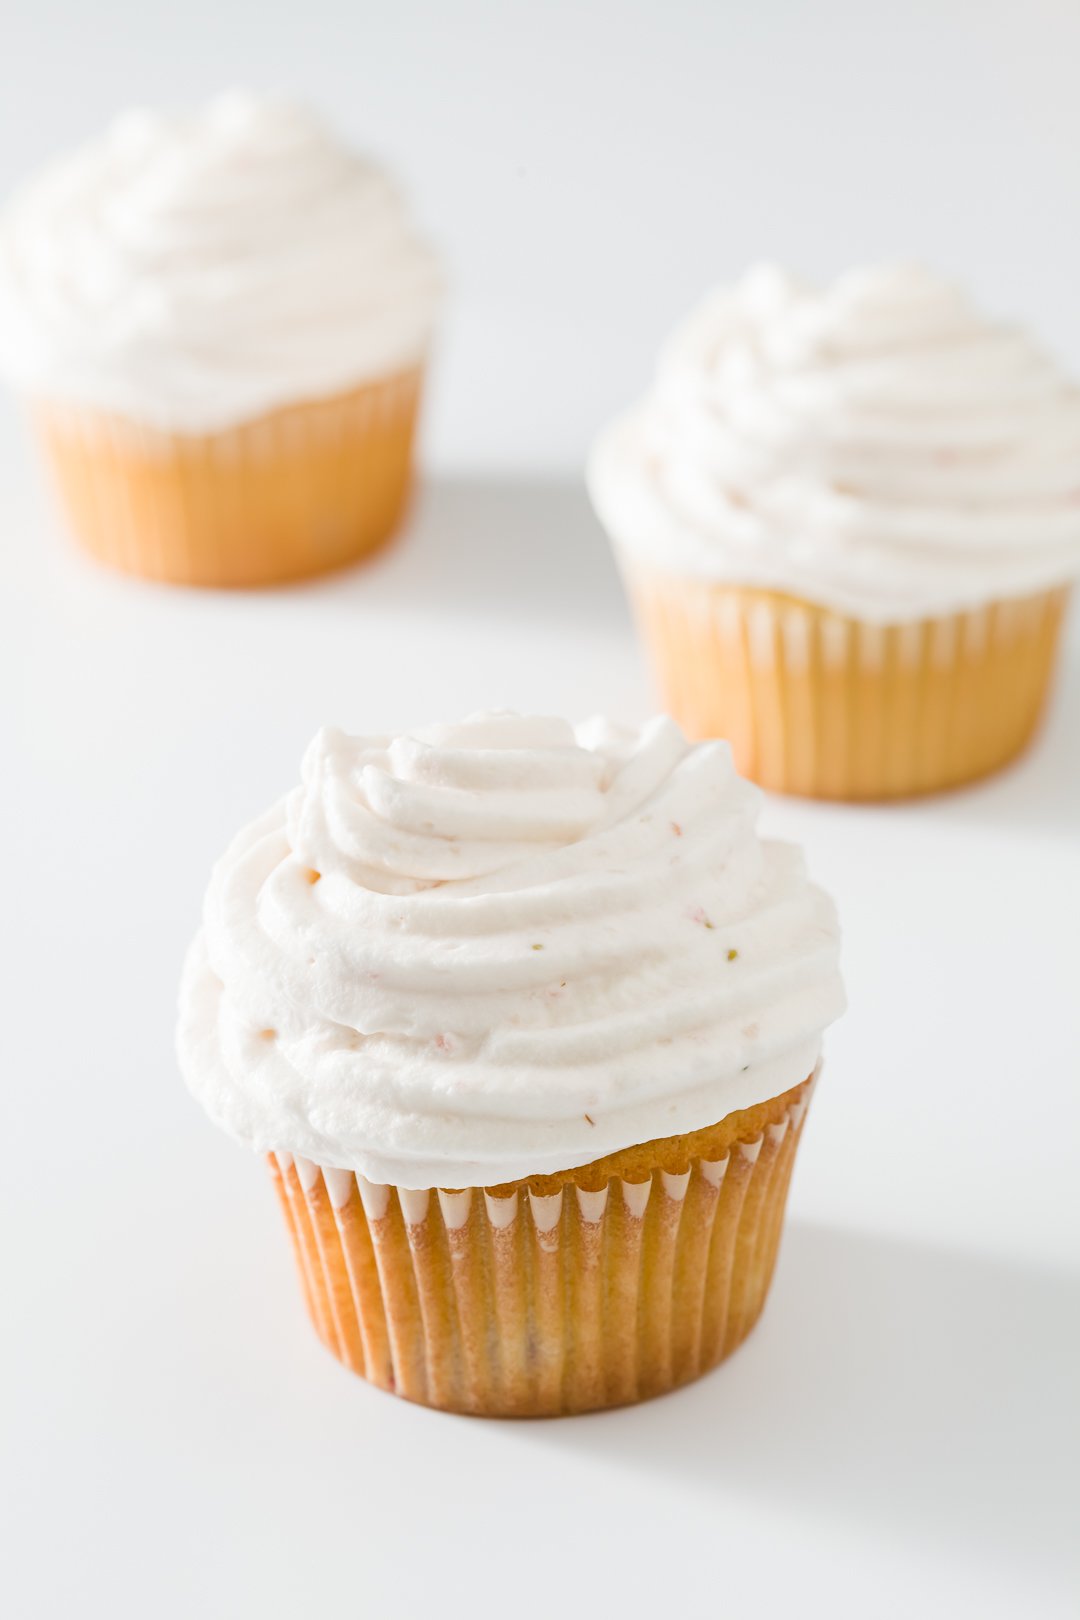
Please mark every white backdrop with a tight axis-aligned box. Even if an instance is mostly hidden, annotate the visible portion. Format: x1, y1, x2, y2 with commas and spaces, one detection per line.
2, 0, 1079, 472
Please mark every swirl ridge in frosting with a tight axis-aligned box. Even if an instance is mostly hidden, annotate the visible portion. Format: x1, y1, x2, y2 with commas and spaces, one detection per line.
0, 91, 442, 429
588, 263, 1080, 620
177, 713, 844, 1187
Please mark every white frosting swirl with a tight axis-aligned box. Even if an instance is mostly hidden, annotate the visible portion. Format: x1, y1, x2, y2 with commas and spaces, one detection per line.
0, 92, 441, 430
589, 264, 1080, 621
177, 713, 844, 1188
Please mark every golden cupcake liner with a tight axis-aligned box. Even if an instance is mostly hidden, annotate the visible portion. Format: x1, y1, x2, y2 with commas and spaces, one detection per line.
268, 1080, 812, 1417
33, 365, 424, 587
623, 568, 1070, 799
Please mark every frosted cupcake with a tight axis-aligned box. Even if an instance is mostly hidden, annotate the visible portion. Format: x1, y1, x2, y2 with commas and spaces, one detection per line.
0, 93, 441, 586
177, 712, 844, 1416
589, 265, 1080, 799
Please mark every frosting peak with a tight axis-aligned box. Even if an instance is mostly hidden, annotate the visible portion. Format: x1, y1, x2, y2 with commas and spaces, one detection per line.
0, 92, 442, 429
293, 718, 613, 890
177, 713, 844, 1188
589, 263, 1080, 621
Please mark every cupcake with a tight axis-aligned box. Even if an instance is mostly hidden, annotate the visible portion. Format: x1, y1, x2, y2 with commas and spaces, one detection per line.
177, 712, 844, 1416
589, 265, 1080, 799
0, 92, 441, 587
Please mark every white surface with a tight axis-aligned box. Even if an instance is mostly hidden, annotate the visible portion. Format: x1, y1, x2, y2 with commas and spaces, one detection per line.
2, 0, 1080, 473
2, 403, 1078, 1618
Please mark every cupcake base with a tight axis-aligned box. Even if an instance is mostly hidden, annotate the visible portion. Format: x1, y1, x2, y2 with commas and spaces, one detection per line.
269, 1078, 812, 1417
34, 366, 424, 588
624, 569, 1070, 799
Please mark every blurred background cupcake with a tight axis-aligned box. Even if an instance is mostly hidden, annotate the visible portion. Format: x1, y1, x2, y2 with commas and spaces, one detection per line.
0, 91, 442, 587
177, 712, 844, 1416
588, 264, 1080, 799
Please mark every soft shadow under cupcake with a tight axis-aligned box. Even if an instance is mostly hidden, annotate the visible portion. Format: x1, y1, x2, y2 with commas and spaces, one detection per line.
520, 1222, 1079, 1576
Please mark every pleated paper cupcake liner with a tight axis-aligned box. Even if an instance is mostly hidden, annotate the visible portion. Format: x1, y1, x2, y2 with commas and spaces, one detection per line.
33, 365, 424, 587
268, 1080, 812, 1418
623, 567, 1070, 799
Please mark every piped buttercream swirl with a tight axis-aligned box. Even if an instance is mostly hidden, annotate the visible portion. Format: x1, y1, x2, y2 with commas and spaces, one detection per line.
177, 713, 844, 1188
0, 92, 441, 430
589, 263, 1080, 621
